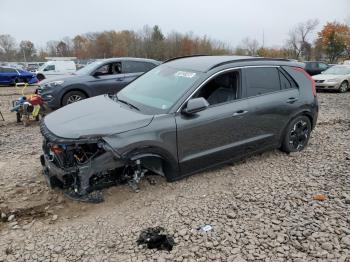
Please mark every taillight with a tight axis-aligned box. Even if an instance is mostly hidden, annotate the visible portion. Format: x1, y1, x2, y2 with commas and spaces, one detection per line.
293, 67, 317, 97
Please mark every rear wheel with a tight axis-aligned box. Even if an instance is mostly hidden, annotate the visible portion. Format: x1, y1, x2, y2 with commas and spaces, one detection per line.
339, 81, 348, 93
62, 91, 87, 106
281, 116, 311, 153
37, 74, 45, 81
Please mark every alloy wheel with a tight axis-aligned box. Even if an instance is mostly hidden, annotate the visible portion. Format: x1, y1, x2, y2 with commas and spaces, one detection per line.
289, 120, 309, 150
339, 82, 348, 93
66, 95, 83, 104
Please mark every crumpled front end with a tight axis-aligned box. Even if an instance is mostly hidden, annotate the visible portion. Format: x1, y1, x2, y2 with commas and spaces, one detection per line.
40, 121, 126, 202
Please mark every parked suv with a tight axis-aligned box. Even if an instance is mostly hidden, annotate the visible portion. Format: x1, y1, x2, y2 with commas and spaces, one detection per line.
38, 58, 160, 109
304, 61, 329, 76
40, 56, 318, 201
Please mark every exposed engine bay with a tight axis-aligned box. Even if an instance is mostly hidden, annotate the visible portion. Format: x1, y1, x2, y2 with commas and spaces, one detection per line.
40, 122, 164, 203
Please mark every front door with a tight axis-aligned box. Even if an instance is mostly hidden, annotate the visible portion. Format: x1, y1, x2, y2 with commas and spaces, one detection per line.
89, 62, 125, 96
176, 70, 252, 175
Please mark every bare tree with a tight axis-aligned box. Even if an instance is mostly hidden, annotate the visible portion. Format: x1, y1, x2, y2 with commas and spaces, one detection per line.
0, 34, 16, 61
287, 19, 319, 60
242, 37, 260, 56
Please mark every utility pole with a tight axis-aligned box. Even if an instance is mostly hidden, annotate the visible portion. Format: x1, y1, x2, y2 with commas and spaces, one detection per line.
262, 29, 265, 48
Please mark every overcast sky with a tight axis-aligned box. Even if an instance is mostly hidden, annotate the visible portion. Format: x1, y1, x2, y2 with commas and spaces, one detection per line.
0, 0, 349, 49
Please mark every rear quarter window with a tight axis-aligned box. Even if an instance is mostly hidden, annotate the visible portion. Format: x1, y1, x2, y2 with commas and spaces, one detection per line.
245, 67, 280, 97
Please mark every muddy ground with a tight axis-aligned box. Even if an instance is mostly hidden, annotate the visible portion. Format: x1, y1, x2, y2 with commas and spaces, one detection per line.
0, 85, 349, 261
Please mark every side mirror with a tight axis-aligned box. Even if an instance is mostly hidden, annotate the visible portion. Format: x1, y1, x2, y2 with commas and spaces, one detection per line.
182, 97, 209, 115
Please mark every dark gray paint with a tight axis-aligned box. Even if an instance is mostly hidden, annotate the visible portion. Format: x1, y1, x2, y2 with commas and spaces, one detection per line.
39, 58, 160, 109
42, 56, 319, 183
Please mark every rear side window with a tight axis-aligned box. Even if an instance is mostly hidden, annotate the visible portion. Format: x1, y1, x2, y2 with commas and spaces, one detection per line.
1, 67, 17, 73
123, 61, 153, 73
279, 71, 293, 89
245, 67, 280, 97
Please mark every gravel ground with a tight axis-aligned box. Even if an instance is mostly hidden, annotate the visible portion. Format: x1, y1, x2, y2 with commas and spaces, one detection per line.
0, 86, 349, 261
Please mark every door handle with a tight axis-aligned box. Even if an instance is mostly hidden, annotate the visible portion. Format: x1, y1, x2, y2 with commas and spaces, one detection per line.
115, 78, 123, 81
232, 110, 248, 117
286, 97, 298, 104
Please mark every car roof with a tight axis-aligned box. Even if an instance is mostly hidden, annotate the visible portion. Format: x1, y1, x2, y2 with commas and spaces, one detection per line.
100, 57, 161, 65
163, 55, 299, 72
0, 66, 18, 69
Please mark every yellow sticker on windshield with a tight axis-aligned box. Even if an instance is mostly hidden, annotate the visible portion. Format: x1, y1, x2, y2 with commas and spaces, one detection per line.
175, 71, 196, 78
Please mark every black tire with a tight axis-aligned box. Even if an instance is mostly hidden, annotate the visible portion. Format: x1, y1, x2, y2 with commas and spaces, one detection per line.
11, 77, 19, 86
339, 81, 348, 93
37, 74, 45, 81
16, 112, 21, 123
281, 115, 311, 153
62, 91, 87, 106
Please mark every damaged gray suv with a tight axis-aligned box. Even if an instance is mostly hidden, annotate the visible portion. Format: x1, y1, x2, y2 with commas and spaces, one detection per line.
40, 56, 318, 202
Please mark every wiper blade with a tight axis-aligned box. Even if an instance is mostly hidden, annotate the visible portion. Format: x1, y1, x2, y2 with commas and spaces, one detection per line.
116, 97, 140, 111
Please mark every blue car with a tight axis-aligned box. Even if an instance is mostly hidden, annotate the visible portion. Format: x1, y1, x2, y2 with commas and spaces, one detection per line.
0, 66, 38, 85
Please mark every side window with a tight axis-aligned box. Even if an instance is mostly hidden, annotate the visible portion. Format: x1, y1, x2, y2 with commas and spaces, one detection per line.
95, 62, 121, 75
319, 63, 328, 70
44, 65, 55, 71
245, 67, 280, 97
2, 68, 17, 73
95, 64, 110, 75
143, 62, 156, 72
122, 61, 147, 73
279, 71, 292, 89
194, 71, 240, 106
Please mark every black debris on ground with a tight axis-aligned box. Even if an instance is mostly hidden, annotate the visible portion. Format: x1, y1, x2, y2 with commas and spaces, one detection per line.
137, 226, 175, 251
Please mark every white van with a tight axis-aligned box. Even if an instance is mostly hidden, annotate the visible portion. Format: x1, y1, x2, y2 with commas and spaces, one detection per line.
36, 60, 76, 81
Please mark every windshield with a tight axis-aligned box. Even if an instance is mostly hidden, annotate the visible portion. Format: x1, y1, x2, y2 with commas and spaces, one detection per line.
74, 61, 103, 75
323, 66, 350, 75
117, 65, 202, 114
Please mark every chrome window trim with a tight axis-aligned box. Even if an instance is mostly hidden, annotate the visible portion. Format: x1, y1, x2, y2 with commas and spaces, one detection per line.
176, 65, 280, 113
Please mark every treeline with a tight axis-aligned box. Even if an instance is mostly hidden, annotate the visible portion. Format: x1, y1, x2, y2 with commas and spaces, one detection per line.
0, 21, 350, 63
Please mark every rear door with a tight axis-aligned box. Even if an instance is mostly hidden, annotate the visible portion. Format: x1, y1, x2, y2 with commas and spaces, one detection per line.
241, 66, 300, 150
0, 67, 18, 84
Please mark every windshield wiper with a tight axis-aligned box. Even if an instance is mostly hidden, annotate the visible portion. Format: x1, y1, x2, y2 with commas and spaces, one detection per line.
114, 95, 140, 111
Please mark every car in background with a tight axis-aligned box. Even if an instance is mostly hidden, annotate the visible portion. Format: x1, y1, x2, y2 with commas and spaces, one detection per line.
312, 65, 350, 93
36, 60, 77, 81
38, 57, 160, 109
304, 61, 329, 76
40, 55, 318, 199
26, 62, 44, 72
0, 66, 38, 85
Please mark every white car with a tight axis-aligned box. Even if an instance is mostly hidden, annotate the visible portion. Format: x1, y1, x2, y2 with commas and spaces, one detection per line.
36, 60, 76, 81
312, 65, 350, 93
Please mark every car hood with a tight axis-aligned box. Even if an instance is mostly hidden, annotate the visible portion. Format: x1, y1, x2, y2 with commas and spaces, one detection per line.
312, 74, 345, 81
44, 95, 154, 139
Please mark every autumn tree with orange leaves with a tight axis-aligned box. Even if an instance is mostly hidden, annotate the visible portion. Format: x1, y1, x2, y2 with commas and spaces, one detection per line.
316, 22, 350, 63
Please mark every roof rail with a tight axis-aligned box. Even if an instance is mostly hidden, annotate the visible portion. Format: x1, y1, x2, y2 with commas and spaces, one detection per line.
208, 57, 292, 71
163, 54, 209, 63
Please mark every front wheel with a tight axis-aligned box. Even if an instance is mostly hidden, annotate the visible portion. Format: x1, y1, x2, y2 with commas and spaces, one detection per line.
339, 81, 348, 93
62, 91, 87, 106
281, 116, 311, 153
37, 74, 45, 81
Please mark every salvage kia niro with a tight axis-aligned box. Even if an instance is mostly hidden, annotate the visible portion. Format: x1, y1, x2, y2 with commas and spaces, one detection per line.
40, 56, 318, 202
